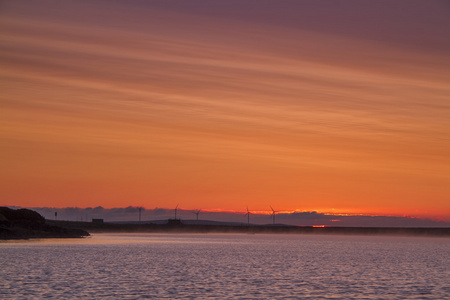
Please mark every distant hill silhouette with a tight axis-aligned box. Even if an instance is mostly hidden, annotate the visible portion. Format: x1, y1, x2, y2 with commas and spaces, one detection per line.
0, 207, 89, 240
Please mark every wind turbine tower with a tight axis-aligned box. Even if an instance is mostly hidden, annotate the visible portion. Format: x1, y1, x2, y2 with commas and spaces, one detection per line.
174, 204, 179, 220
245, 206, 251, 225
192, 209, 201, 221
270, 206, 278, 225
139, 207, 142, 222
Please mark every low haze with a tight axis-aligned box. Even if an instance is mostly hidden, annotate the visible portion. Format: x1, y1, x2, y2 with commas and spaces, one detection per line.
23, 206, 450, 228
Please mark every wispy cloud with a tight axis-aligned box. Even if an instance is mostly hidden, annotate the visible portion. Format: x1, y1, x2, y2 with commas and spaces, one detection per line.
1, 0, 449, 219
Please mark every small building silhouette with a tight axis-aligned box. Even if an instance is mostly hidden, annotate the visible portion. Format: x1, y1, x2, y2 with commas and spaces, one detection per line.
167, 219, 182, 226
92, 218, 104, 224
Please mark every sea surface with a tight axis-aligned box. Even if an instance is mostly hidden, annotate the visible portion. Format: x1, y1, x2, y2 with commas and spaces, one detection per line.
1, 233, 449, 299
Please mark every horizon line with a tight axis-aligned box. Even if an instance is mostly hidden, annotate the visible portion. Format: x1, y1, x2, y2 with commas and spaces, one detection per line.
4, 205, 447, 221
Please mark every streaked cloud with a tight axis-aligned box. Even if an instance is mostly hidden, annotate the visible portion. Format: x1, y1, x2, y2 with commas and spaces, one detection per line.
1, 1, 449, 221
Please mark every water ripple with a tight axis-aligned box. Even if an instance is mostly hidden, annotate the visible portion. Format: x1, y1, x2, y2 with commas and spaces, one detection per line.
1, 234, 449, 299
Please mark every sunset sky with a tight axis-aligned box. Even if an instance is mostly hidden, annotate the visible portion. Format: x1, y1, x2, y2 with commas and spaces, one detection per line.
1, 0, 450, 221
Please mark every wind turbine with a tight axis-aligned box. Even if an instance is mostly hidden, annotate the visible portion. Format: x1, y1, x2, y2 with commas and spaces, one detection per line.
138, 207, 142, 223
174, 204, 179, 220
270, 206, 278, 225
245, 206, 251, 225
192, 209, 201, 221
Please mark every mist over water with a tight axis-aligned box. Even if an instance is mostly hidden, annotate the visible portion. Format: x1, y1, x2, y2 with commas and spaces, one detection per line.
1, 234, 449, 299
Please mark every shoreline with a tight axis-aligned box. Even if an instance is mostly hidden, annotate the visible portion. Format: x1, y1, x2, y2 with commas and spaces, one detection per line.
46, 220, 450, 237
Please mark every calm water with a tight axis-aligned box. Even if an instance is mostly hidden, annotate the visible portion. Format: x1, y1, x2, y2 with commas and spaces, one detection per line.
1, 233, 449, 299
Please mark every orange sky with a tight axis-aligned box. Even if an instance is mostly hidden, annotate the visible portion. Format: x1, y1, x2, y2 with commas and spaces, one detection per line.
1, 1, 450, 221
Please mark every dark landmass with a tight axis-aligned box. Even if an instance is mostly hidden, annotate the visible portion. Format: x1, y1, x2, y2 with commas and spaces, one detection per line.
0, 207, 90, 240
46, 219, 450, 237
3, 207, 446, 238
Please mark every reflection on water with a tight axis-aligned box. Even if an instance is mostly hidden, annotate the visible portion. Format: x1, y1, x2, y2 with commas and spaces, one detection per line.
1, 234, 449, 299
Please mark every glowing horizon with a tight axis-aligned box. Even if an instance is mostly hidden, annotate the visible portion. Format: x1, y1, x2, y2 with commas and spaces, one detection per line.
5, 204, 446, 223
1, 1, 450, 223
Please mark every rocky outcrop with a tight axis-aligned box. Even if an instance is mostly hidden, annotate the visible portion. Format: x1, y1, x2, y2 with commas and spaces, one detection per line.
0, 207, 90, 240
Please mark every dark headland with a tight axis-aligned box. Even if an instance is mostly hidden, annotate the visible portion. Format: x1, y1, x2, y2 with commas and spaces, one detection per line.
0, 207, 89, 240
